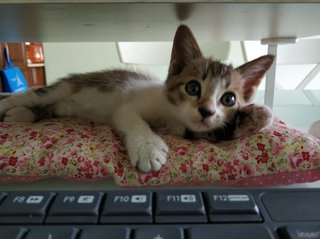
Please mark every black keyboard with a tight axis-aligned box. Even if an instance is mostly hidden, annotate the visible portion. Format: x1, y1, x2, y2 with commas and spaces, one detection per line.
0, 188, 319, 239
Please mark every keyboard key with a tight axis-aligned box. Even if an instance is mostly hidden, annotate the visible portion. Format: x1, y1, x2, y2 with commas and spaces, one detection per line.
205, 191, 262, 222
0, 192, 55, 224
0, 226, 28, 239
188, 225, 274, 239
278, 225, 320, 239
100, 191, 152, 223
134, 227, 184, 239
79, 226, 131, 239
46, 192, 103, 224
155, 191, 206, 223
262, 192, 320, 221
24, 226, 79, 239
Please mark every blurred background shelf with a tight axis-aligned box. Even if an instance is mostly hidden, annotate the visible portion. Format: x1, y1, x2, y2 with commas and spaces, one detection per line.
0, 43, 46, 92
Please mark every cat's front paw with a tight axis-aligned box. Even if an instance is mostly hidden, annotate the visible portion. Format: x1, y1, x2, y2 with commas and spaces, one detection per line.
0, 98, 12, 119
3, 106, 36, 122
126, 134, 168, 173
239, 104, 273, 128
234, 104, 273, 138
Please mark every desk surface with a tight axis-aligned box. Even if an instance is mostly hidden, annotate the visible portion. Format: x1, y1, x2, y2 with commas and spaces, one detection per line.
0, 2, 320, 42
1, 178, 319, 191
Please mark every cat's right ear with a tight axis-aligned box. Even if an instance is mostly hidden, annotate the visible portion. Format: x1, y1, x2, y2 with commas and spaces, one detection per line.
168, 25, 203, 76
236, 55, 274, 102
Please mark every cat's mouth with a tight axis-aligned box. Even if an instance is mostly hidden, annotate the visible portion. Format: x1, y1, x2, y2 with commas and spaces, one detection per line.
201, 118, 211, 128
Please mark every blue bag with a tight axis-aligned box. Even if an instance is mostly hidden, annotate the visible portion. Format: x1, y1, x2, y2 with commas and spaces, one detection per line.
1, 46, 29, 93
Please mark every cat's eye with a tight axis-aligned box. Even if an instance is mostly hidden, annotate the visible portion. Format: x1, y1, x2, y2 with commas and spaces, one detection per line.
221, 92, 236, 106
185, 80, 201, 96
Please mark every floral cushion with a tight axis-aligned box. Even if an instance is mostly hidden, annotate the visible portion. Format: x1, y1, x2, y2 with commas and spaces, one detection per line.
0, 118, 319, 187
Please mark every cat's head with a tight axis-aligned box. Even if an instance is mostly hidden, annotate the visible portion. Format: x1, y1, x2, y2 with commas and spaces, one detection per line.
165, 25, 274, 133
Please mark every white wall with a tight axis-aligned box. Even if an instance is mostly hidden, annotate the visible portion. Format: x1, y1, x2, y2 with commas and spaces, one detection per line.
43, 42, 124, 85
44, 41, 232, 83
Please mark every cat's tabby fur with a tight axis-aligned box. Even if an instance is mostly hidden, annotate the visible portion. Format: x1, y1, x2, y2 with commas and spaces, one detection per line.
0, 25, 274, 172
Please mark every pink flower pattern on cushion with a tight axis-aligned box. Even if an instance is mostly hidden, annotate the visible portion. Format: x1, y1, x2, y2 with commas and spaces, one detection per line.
0, 118, 319, 187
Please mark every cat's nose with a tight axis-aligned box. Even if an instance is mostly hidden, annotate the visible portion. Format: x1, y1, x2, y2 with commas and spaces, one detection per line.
198, 107, 215, 118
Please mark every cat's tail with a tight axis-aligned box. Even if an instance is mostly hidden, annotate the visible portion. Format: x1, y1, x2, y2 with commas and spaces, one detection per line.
0, 81, 71, 122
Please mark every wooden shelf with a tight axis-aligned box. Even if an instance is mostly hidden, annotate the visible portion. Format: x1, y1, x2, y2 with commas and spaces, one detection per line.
28, 63, 45, 68
0, 2, 319, 42
0, 43, 46, 91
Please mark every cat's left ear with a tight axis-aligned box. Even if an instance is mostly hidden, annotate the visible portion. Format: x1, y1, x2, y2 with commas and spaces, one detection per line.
236, 55, 274, 102
168, 25, 203, 77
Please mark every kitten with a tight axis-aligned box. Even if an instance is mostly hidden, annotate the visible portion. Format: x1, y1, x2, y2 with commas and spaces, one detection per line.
0, 25, 274, 172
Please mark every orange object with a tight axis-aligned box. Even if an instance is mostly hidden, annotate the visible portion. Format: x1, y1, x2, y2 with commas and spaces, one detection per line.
27, 43, 44, 63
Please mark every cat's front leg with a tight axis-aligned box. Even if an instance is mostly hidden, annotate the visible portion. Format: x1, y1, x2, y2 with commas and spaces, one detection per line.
113, 105, 168, 172
125, 133, 168, 172
233, 104, 273, 138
